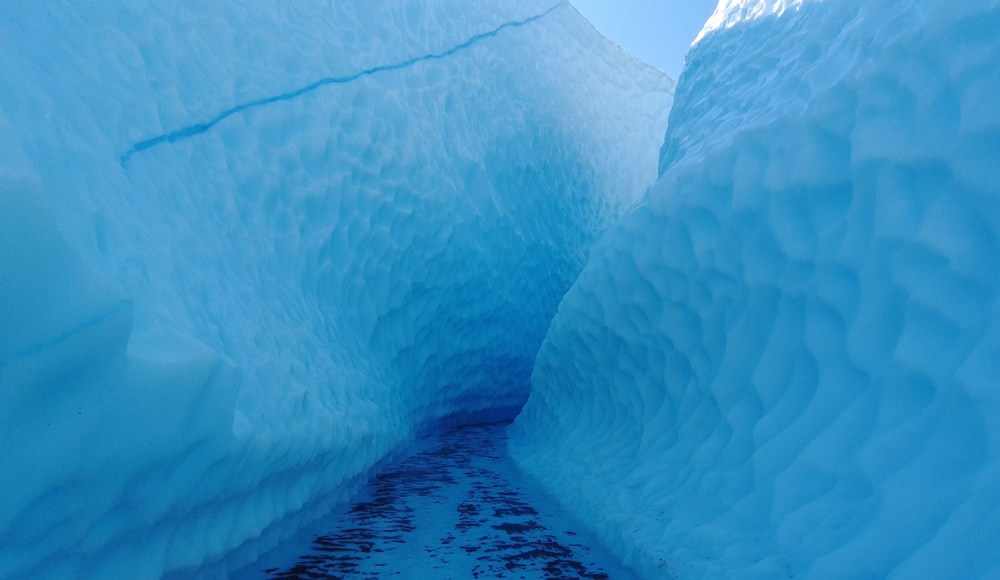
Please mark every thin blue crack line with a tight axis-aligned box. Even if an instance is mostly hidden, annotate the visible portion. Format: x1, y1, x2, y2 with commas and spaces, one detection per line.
0, 300, 131, 372
120, 2, 567, 164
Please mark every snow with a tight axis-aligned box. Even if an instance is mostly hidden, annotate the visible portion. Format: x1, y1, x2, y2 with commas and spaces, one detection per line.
0, 1, 670, 578
511, 0, 1000, 578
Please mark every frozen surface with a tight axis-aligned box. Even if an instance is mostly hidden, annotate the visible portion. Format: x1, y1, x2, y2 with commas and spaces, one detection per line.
512, 0, 1000, 578
0, 1, 671, 578
238, 422, 636, 579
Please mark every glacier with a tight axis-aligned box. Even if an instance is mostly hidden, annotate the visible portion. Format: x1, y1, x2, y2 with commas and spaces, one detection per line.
511, 0, 1000, 578
3, 0, 1000, 578
0, 1, 670, 577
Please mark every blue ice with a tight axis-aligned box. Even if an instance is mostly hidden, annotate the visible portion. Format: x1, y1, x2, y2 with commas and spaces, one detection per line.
3, 0, 1000, 578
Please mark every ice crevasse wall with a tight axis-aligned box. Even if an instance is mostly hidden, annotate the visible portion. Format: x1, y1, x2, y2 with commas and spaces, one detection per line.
4, 0, 1000, 578
0, 1, 673, 577
511, 0, 1000, 578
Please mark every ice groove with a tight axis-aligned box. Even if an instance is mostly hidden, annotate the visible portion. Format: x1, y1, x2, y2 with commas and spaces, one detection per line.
0, 300, 130, 371
120, 1, 568, 164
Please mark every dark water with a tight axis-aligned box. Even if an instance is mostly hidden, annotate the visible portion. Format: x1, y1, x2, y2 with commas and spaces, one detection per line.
243, 422, 636, 579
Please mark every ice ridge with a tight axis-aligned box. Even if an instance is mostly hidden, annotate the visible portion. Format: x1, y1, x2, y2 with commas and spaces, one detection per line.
120, 1, 569, 164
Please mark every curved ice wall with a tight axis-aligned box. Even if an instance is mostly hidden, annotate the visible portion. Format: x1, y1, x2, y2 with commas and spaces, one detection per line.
0, 1, 672, 577
512, 0, 1000, 577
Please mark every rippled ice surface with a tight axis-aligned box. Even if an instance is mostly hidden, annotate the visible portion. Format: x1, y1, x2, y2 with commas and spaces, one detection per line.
241, 422, 636, 579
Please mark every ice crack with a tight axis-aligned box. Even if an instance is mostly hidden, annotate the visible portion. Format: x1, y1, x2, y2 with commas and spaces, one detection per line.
0, 300, 130, 372
120, 2, 567, 164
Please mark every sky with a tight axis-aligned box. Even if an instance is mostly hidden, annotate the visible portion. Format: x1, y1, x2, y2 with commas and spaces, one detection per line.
569, 0, 719, 79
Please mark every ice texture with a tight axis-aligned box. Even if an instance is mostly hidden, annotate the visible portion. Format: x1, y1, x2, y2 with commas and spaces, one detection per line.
511, 0, 1000, 578
0, 2, 671, 577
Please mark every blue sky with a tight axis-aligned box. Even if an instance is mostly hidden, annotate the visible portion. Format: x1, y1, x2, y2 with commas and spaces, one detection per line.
569, 0, 718, 78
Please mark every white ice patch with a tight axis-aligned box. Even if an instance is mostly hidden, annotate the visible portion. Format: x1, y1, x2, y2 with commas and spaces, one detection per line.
695, 0, 804, 44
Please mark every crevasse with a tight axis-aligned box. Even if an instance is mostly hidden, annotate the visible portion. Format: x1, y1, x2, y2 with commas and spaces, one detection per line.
5, 0, 1000, 579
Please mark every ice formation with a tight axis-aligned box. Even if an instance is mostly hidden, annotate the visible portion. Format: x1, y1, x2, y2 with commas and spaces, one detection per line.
511, 0, 1000, 578
7, 0, 1000, 577
0, 1, 671, 577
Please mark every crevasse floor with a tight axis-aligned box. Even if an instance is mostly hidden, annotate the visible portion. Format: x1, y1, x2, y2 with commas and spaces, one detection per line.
243, 422, 636, 579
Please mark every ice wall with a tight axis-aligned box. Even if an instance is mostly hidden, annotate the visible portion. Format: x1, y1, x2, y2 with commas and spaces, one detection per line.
0, 2, 672, 577
512, 0, 1000, 577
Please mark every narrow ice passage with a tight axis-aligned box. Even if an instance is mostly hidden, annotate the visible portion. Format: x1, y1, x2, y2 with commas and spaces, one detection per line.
6, 0, 1000, 578
240, 422, 635, 579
